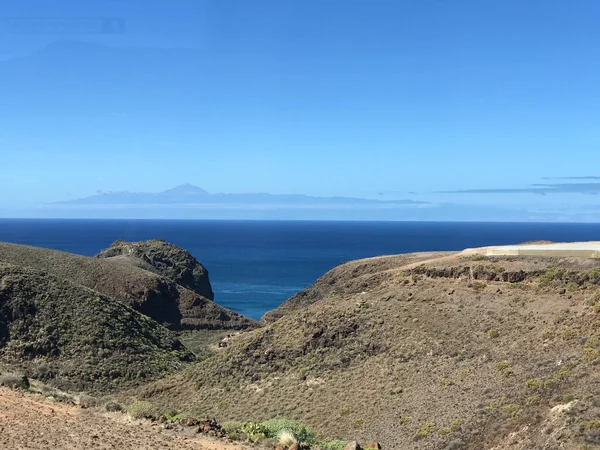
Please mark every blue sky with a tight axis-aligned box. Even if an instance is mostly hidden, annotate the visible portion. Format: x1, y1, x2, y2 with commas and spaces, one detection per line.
1, 0, 600, 220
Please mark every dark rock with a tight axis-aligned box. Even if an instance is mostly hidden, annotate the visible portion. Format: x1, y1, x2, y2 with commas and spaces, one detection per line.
96, 238, 214, 300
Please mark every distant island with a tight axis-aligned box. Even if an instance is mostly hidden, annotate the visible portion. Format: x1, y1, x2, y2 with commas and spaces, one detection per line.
56, 183, 428, 208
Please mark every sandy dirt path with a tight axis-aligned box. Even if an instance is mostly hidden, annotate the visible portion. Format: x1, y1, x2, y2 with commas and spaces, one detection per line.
0, 387, 250, 450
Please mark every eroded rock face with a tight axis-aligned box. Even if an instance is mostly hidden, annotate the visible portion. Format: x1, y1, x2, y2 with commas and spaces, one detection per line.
96, 239, 214, 300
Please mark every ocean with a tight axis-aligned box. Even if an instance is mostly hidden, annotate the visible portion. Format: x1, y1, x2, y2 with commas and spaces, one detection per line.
0, 219, 599, 320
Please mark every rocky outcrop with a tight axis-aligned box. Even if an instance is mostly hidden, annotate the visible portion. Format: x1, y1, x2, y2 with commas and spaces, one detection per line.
0, 242, 257, 331
96, 238, 214, 300
261, 252, 453, 323
407, 264, 534, 283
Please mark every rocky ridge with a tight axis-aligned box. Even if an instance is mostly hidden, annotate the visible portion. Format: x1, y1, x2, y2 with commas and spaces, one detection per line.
0, 241, 256, 330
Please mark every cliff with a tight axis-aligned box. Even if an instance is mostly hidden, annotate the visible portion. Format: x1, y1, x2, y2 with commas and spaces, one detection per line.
0, 241, 256, 331
95, 238, 214, 300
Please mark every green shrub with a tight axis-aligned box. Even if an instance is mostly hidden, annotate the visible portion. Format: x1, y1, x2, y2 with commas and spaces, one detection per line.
586, 293, 600, 306
450, 418, 463, 431
584, 347, 599, 362
241, 422, 268, 441
472, 282, 487, 291
221, 421, 244, 435
126, 400, 155, 419
562, 329, 577, 340
163, 411, 191, 421
416, 422, 437, 437
494, 361, 510, 372
501, 404, 519, 420
487, 329, 499, 339
525, 378, 543, 391
562, 393, 575, 404
263, 418, 315, 442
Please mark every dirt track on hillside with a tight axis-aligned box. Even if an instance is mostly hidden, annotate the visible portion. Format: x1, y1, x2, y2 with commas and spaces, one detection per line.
0, 387, 249, 450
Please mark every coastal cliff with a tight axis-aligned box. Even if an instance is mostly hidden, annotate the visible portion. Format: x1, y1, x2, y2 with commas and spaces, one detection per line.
0, 241, 256, 331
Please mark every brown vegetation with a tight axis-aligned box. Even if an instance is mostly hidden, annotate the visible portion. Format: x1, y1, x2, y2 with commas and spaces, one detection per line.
140, 252, 600, 449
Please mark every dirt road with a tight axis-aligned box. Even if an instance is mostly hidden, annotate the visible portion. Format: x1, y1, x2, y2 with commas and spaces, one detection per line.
0, 387, 250, 450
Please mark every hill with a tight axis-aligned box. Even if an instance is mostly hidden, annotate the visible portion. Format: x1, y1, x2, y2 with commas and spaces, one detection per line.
0, 262, 193, 392
95, 238, 214, 300
0, 241, 256, 330
139, 251, 600, 449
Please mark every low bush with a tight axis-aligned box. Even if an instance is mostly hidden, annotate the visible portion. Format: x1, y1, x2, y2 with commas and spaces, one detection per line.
0, 373, 30, 390
221, 421, 244, 435
263, 418, 315, 442
240, 422, 268, 441
105, 401, 124, 412
126, 400, 155, 419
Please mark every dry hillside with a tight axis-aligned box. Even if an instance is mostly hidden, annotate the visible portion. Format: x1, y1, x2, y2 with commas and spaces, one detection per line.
0, 241, 256, 330
0, 262, 193, 392
138, 252, 600, 449
0, 386, 252, 450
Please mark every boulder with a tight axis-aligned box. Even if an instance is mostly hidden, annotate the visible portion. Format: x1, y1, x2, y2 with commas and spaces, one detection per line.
344, 442, 362, 450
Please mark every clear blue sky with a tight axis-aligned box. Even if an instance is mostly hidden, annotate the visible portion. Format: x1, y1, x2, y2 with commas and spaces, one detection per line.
1, 0, 600, 220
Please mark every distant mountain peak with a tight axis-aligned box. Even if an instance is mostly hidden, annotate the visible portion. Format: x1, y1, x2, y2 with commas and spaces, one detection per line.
162, 184, 209, 196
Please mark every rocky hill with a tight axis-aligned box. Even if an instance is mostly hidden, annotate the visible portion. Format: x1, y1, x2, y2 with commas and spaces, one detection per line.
260, 251, 453, 324
0, 262, 193, 392
0, 242, 256, 330
140, 251, 600, 449
96, 238, 214, 300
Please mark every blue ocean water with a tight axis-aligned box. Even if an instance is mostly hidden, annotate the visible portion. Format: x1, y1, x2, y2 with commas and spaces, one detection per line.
0, 219, 599, 320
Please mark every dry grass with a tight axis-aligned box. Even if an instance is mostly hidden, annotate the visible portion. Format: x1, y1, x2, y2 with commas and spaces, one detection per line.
138, 253, 600, 449
277, 430, 298, 446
